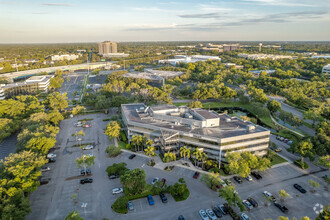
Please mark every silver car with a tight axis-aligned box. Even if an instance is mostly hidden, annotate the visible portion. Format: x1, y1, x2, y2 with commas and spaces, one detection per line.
127, 201, 134, 211
241, 213, 250, 220
199, 210, 210, 220
83, 145, 94, 150
112, 188, 124, 194
242, 200, 253, 210
205, 209, 217, 220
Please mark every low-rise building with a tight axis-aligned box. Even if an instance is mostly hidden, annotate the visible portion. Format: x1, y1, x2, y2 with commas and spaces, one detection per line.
239, 54, 294, 60
249, 70, 276, 77
101, 53, 129, 58
24, 59, 40, 63
224, 63, 244, 69
0, 75, 53, 99
51, 54, 81, 61
159, 55, 220, 65
322, 64, 330, 73
311, 55, 330, 59
121, 104, 270, 162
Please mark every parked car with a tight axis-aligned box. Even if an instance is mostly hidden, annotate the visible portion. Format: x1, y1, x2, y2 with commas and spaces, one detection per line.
274, 147, 282, 152
247, 197, 258, 207
80, 178, 93, 184
276, 136, 281, 140
159, 193, 168, 203
212, 207, 222, 218
41, 166, 50, 172
224, 179, 232, 185
279, 137, 284, 141
129, 154, 136, 159
233, 176, 242, 183
47, 153, 56, 159
263, 191, 276, 202
109, 174, 120, 179
199, 210, 210, 220
74, 122, 82, 126
161, 178, 166, 187
76, 124, 83, 127
127, 201, 134, 211
151, 177, 159, 185
245, 175, 252, 181
80, 169, 91, 175
242, 200, 253, 210
112, 188, 124, 194
293, 183, 307, 193
287, 140, 293, 145
83, 145, 94, 150
218, 204, 229, 215
47, 158, 56, 163
147, 195, 154, 205
178, 215, 185, 220
274, 201, 288, 213
241, 213, 250, 220
205, 209, 217, 220
83, 154, 94, 157
193, 171, 200, 179
251, 172, 262, 180
83, 124, 92, 128
283, 138, 289, 143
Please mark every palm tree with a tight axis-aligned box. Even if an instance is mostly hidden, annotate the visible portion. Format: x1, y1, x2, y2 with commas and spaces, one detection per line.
180, 146, 187, 160
201, 152, 208, 169
192, 148, 203, 167
144, 146, 156, 158
163, 152, 176, 162
144, 139, 154, 151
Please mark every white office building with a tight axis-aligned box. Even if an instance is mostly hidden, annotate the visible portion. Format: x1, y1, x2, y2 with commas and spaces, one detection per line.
51, 54, 81, 61
159, 55, 221, 66
322, 64, 330, 73
122, 104, 270, 162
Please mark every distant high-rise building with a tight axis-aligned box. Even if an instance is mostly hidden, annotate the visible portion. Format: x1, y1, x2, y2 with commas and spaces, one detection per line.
98, 41, 117, 55
223, 44, 240, 51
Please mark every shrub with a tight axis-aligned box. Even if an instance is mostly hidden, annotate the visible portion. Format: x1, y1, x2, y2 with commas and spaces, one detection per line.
168, 178, 190, 201
106, 145, 122, 157
294, 159, 309, 169
111, 196, 128, 214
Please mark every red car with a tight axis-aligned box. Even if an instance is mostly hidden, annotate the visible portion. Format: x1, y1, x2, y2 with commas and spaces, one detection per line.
193, 171, 200, 179
83, 124, 92, 128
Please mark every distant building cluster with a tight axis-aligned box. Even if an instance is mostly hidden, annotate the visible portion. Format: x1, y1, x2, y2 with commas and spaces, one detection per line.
159, 55, 221, 66
121, 104, 270, 160
51, 54, 81, 61
0, 75, 53, 100
249, 70, 276, 77
224, 63, 244, 69
122, 69, 184, 87
238, 54, 294, 60
197, 43, 240, 52
322, 64, 330, 73
311, 54, 330, 59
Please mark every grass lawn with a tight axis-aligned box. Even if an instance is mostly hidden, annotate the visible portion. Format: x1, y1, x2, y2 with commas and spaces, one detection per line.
174, 101, 277, 130
270, 154, 288, 166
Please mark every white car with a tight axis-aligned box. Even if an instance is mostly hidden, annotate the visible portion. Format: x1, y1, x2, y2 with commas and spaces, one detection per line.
112, 188, 123, 194
242, 200, 253, 210
245, 175, 252, 181
263, 191, 276, 201
41, 167, 51, 172
205, 209, 217, 220
47, 153, 56, 158
241, 213, 250, 220
83, 154, 94, 157
74, 122, 82, 126
83, 145, 94, 150
151, 177, 159, 185
199, 210, 210, 220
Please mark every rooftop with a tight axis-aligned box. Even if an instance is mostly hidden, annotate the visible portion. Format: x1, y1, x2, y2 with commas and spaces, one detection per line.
122, 103, 269, 140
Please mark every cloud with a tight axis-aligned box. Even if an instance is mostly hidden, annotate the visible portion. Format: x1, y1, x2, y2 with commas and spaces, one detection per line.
40, 3, 72, 7
31, 12, 51, 14
178, 13, 222, 19
130, 7, 181, 13
240, 0, 315, 7
199, 4, 236, 12
125, 10, 329, 32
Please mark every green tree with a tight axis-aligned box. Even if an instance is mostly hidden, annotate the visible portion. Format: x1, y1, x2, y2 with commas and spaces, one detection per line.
294, 140, 313, 168
72, 130, 85, 147
106, 162, 128, 176
72, 105, 86, 115
120, 169, 147, 196
200, 172, 222, 190
144, 146, 156, 158
316, 204, 330, 220
44, 92, 68, 110
278, 189, 289, 202
75, 155, 95, 175
105, 121, 121, 140
278, 217, 289, 220
163, 152, 176, 162
111, 196, 129, 214
105, 145, 122, 157
303, 109, 321, 125
65, 211, 84, 220
267, 100, 281, 113
192, 148, 203, 166
130, 135, 144, 152
188, 101, 203, 108
25, 136, 56, 155
168, 178, 189, 201
308, 179, 320, 193
47, 110, 64, 125
219, 185, 245, 212
316, 155, 330, 169
179, 146, 191, 161
49, 75, 64, 89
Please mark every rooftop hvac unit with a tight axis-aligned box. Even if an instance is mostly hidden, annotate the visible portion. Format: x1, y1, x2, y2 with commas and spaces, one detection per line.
247, 125, 256, 131
225, 118, 231, 122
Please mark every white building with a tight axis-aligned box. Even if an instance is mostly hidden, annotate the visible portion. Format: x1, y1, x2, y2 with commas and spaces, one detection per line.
51, 54, 81, 61
311, 55, 330, 59
238, 54, 294, 60
0, 87, 5, 100
102, 53, 129, 58
322, 64, 330, 73
159, 55, 221, 65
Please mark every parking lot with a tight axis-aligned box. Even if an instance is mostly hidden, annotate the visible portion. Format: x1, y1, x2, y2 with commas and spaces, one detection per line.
60, 71, 87, 100
27, 113, 329, 220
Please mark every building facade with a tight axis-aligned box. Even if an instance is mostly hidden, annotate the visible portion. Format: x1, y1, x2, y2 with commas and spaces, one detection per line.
322, 64, 330, 73
159, 55, 221, 66
51, 54, 81, 61
98, 41, 118, 55
0, 75, 53, 99
121, 104, 270, 162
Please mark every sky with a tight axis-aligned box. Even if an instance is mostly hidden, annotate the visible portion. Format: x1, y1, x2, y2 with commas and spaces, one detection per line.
0, 0, 330, 43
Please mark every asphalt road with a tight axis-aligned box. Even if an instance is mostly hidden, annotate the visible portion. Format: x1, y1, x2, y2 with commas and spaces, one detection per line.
0, 133, 17, 161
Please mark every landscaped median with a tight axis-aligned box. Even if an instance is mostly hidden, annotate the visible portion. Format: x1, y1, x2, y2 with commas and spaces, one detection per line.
109, 165, 190, 214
